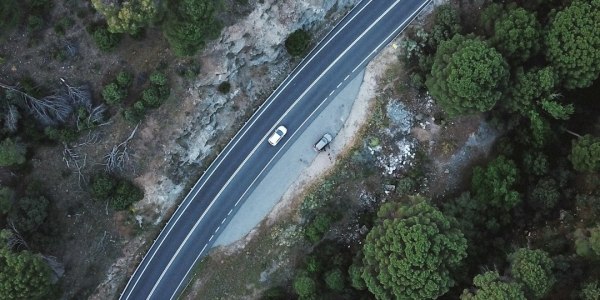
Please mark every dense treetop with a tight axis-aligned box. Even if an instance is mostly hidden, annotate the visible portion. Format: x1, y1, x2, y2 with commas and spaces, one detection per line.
426, 34, 509, 116
546, 0, 600, 89
360, 198, 467, 300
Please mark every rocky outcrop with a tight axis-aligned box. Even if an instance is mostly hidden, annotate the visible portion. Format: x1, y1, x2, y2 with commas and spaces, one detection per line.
135, 0, 360, 222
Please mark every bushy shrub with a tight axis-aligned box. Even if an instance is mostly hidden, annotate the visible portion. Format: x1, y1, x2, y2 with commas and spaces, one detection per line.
116, 71, 134, 88
91, 174, 117, 200
89, 24, 122, 52
217, 81, 231, 94
102, 83, 126, 105
112, 180, 144, 210
44, 127, 79, 143
163, 0, 221, 56
90, 174, 143, 210
285, 29, 311, 57
0, 138, 26, 167
10, 195, 49, 234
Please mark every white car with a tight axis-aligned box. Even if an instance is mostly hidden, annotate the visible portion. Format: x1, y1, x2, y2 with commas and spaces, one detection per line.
268, 126, 287, 146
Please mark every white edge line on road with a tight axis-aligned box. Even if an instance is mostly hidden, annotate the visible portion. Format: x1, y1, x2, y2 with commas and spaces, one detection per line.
169, 0, 433, 299
119, 1, 372, 299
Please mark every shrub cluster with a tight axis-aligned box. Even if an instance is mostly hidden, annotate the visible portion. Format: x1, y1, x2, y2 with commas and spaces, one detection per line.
285, 29, 311, 57
90, 174, 144, 211
102, 71, 133, 106
123, 71, 169, 123
88, 23, 122, 52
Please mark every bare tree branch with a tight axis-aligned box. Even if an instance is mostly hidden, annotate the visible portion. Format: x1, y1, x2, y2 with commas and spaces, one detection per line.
103, 124, 139, 172
6, 220, 29, 250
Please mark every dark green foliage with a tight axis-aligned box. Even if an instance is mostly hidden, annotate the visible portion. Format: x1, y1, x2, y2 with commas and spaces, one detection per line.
26, 15, 44, 33
91, 174, 117, 200
141, 88, 161, 108
304, 213, 335, 244
163, 0, 221, 56
217, 81, 231, 94
528, 178, 560, 214
149, 72, 167, 86
470, 156, 520, 231
523, 151, 550, 176
285, 29, 311, 57
0, 138, 26, 167
348, 263, 366, 290
10, 195, 49, 234
426, 34, 509, 116
0, 2, 23, 32
428, 4, 462, 50
90, 174, 143, 211
103, 71, 133, 106
491, 6, 541, 62
103, 86, 124, 105
140, 72, 169, 109
0, 231, 53, 299
581, 281, 600, 300
540, 99, 574, 120
324, 268, 345, 292
546, 0, 600, 89
44, 127, 79, 143
0, 187, 14, 215
260, 286, 288, 300
305, 255, 321, 274
53, 17, 74, 35
112, 180, 144, 211
574, 226, 600, 258
89, 24, 122, 52
461, 271, 526, 300
293, 273, 316, 298
361, 198, 467, 299
116, 71, 134, 88
508, 248, 555, 299
570, 135, 600, 172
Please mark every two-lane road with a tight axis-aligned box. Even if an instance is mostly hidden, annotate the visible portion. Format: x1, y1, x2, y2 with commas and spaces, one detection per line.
120, 0, 431, 298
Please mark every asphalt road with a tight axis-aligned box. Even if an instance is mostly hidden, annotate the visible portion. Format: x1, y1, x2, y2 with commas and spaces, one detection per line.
120, 0, 431, 299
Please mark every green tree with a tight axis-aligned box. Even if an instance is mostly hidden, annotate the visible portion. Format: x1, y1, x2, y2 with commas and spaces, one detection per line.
461, 271, 526, 300
285, 29, 311, 57
304, 213, 334, 244
507, 67, 557, 115
361, 198, 467, 300
10, 196, 49, 234
348, 263, 366, 290
508, 248, 555, 299
491, 6, 541, 62
91, 0, 157, 34
427, 4, 461, 49
469, 156, 521, 231
0, 138, 26, 166
116, 71, 134, 88
293, 273, 316, 298
570, 135, 600, 172
0, 231, 53, 299
324, 268, 345, 292
528, 178, 560, 214
102, 83, 126, 105
426, 34, 509, 116
89, 24, 122, 51
546, 0, 600, 89
163, 0, 221, 56
0, 187, 14, 215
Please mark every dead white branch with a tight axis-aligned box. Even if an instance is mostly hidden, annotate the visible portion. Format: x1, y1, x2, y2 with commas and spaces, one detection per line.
103, 124, 139, 172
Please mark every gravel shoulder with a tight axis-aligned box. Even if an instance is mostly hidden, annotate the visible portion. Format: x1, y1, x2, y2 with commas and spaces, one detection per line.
214, 37, 400, 249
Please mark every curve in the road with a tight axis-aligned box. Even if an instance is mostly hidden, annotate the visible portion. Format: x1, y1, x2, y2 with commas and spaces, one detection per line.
120, 0, 431, 299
